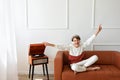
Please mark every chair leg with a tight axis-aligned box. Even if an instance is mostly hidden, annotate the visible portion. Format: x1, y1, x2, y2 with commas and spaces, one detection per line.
29, 64, 31, 78
31, 65, 34, 80
45, 64, 49, 80
42, 64, 45, 76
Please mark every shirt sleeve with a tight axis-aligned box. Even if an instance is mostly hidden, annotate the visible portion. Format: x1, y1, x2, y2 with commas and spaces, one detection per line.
55, 44, 70, 50
82, 34, 96, 48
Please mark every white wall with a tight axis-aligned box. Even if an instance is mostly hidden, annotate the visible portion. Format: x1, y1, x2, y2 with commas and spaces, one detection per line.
14, 0, 120, 74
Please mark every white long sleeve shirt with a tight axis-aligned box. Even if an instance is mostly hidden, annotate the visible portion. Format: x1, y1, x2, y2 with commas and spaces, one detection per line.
55, 34, 96, 56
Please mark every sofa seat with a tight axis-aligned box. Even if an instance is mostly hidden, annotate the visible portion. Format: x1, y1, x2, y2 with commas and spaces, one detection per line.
62, 65, 120, 80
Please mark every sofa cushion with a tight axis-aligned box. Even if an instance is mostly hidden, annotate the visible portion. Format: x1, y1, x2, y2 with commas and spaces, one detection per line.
62, 65, 120, 80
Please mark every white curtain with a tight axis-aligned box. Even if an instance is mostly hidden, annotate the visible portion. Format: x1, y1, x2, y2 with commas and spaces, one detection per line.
0, 0, 7, 79
0, 0, 18, 80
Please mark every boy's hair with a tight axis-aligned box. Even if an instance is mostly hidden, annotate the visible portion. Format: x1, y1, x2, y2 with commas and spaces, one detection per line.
71, 35, 81, 41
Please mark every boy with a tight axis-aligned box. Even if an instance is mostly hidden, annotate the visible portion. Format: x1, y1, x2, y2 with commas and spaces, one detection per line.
43, 24, 102, 74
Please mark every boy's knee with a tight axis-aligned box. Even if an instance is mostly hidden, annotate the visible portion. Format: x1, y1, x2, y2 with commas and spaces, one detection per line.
71, 64, 78, 71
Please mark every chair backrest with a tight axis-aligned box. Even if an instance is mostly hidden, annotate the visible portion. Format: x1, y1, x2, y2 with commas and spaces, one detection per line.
63, 51, 116, 65
29, 43, 46, 56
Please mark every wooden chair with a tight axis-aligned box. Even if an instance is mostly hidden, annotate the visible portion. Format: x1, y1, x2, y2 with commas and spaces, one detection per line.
28, 43, 49, 80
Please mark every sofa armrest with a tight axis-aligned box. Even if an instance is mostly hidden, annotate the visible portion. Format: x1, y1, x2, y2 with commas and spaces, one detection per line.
54, 51, 64, 80
114, 51, 120, 69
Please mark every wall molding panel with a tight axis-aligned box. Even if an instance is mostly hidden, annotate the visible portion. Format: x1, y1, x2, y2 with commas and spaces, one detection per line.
92, 0, 120, 29
26, 0, 69, 29
91, 43, 120, 51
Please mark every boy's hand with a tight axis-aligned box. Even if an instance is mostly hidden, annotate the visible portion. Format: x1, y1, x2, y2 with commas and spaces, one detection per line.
95, 24, 102, 36
42, 42, 55, 47
42, 42, 49, 46
98, 24, 102, 32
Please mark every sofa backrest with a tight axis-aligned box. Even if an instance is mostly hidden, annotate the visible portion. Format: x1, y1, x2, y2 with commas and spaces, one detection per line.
63, 51, 116, 65
83, 51, 115, 65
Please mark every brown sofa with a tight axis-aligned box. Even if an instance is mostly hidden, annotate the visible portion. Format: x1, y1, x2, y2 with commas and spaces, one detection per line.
54, 51, 120, 80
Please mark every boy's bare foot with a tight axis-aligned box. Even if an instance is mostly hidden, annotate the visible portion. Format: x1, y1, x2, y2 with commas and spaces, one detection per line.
87, 67, 100, 71
91, 67, 100, 70
74, 71, 77, 75
73, 67, 100, 75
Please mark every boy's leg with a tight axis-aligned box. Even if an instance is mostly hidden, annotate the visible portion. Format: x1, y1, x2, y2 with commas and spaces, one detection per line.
75, 55, 98, 67
71, 55, 99, 74
76, 59, 87, 66
83, 55, 98, 67
83, 55, 100, 71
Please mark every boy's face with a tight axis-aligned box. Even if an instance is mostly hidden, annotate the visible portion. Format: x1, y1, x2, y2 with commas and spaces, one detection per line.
72, 38, 80, 48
